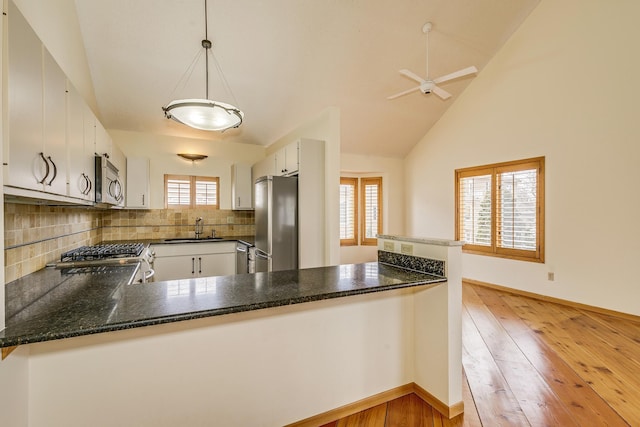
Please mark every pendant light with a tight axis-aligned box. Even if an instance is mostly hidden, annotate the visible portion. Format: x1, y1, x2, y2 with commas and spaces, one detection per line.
162, 0, 243, 132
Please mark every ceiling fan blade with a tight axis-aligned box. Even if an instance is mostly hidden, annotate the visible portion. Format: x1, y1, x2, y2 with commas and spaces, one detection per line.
432, 85, 451, 100
387, 85, 421, 100
399, 69, 426, 84
433, 66, 478, 84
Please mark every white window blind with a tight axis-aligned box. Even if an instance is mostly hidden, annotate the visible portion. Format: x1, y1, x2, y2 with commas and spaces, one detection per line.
195, 179, 218, 207
166, 178, 191, 206
497, 168, 537, 250
459, 174, 492, 246
339, 181, 356, 241
363, 183, 379, 239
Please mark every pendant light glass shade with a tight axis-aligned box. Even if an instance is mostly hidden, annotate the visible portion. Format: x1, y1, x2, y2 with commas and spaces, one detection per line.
163, 99, 243, 131
163, 0, 243, 132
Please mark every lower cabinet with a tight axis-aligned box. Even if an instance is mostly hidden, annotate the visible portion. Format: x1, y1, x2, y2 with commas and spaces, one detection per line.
151, 242, 236, 281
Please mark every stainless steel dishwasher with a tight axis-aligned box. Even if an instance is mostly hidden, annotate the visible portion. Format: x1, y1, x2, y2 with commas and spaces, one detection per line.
236, 242, 249, 274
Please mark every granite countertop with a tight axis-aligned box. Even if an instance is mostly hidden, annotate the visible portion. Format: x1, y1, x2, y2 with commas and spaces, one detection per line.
1, 262, 444, 348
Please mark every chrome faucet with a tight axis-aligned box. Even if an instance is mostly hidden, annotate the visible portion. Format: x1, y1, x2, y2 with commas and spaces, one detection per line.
195, 217, 203, 239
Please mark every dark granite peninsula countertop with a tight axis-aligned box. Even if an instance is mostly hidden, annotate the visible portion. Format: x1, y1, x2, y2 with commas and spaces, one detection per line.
1, 263, 444, 348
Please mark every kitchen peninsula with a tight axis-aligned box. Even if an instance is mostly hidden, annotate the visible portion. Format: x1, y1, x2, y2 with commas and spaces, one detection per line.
1, 236, 462, 426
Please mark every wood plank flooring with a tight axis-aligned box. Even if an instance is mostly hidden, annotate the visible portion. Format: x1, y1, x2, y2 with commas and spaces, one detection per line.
322, 283, 640, 426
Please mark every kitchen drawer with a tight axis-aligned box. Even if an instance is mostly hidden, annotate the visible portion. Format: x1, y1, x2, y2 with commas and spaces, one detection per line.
151, 241, 236, 257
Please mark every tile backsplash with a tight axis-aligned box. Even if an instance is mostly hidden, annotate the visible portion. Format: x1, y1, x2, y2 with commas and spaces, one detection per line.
4, 203, 255, 283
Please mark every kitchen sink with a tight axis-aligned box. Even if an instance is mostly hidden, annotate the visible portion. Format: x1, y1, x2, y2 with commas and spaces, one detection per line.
162, 237, 226, 243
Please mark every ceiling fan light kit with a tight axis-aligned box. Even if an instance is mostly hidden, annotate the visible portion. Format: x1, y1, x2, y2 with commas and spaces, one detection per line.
162, 0, 243, 132
388, 21, 477, 101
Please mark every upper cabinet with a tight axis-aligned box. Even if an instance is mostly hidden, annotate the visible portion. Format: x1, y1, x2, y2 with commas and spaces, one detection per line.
66, 83, 95, 202
126, 157, 150, 209
231, 163, 253, 210
275, 141, 299, 176
5, 0, 45, 193
4, 1, 117, 206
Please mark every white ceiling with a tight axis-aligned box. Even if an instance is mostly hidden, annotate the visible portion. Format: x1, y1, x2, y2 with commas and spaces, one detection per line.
74, 0, 539, 158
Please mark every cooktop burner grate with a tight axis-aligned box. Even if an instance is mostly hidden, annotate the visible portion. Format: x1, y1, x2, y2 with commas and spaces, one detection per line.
61, 243, 145, 262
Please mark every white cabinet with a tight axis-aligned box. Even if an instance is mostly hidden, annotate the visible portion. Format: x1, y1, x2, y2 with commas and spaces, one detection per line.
5, 0, 45, 192
67, 83, 95, 201
231, 163, 253, 210
95, 119, 111, 159
275, 141, 299, 176
297, 139, 325, 268
42, 49, 68, 195
252, 153, 276, 180
4, 0, 103, 206
151, 242, 236, 281
126, 157, 150, 209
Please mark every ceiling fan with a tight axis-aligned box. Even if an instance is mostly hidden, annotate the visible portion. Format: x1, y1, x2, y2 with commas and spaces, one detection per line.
388, 22, 478, 101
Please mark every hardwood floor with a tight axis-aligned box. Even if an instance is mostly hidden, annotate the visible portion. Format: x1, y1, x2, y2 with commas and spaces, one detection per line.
322, 283, 640, 426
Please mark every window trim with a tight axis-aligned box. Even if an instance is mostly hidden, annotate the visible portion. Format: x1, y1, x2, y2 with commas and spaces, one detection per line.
360, 177, 382, 246
339, 177, 359, 246
455, 157, 544, 263
165, 174, 220, 209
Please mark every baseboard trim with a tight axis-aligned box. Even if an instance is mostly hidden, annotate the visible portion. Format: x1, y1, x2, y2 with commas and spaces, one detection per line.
413, 382, 464, 418
464, 278, 640, 322
285, 382, 462, 426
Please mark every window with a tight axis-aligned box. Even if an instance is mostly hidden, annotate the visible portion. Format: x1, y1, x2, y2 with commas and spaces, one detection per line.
339, 176, 383, 246
165, 175, 219, 209
339, 178, 358, 245
455, 157, 544, 262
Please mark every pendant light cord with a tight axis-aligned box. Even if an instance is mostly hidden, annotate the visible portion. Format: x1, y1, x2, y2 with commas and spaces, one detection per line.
204, 0, 210, 100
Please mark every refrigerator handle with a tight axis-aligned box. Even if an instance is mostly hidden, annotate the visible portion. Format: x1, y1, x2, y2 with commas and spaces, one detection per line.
254, 250, 269, 260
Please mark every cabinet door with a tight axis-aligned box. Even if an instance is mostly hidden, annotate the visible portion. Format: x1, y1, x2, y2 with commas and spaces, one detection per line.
42, 49, 68, 196
67, 84, 92, 200
153, 255, 196, 281
6, 1, 45, 191
126, 157, 150, 209
231, 163, 253, 210
284, 141, 299, 175
198, 253, 236, 277
275, 142, 299, 176
95, 119, 111, 159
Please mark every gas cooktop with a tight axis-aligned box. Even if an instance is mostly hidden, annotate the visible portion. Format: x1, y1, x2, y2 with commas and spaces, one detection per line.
60, 243, 145, 262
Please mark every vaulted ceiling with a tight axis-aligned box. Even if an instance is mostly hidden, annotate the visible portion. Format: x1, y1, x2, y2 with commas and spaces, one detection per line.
74, 0, 539, 158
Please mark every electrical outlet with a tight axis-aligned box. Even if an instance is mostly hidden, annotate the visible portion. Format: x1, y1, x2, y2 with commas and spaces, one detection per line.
383, 241, 394, 251
547, 272, 555, 281
400, 244, 413, 255
227, 216, 234, 224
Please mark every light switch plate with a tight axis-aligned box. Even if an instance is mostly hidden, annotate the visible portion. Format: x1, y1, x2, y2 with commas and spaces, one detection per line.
383, 241, 395, 251
400, 244, 413, 255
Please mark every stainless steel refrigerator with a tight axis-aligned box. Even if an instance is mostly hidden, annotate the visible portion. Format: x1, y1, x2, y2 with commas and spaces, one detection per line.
254, 175, 298, 272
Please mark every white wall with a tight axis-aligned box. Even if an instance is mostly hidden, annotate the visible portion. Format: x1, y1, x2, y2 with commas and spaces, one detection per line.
111, 130, 265, 210
405, 0, 640, 315
26, 290, 414, 427
268, 107, 341, 266
340, 153, 405, 264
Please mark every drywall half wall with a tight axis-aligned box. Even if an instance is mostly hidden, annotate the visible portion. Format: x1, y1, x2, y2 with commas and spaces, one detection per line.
340, 153, 406, 264
404, 0, 640, 315
110, 129, 265, 210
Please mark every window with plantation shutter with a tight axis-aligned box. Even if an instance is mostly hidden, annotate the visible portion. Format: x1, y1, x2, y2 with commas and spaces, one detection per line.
339, 178, 358, 245
165, 174, 219, 209
361, 177, 382, 246
339, 176, 383, 247
455, 157, 544, 262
